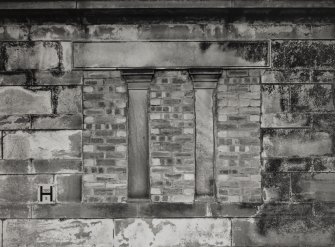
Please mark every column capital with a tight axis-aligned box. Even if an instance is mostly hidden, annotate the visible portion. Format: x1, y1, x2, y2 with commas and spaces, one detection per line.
189, 68, 222, 89
121, 69, 155, 90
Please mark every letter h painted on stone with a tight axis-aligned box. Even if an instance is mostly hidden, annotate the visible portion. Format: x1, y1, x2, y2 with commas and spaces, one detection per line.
38, 184, 56, 204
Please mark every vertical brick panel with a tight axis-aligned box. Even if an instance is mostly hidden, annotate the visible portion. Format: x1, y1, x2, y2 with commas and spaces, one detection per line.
149, 71, 195, 203
216, 70, 262, 203
82, 71, 128, 203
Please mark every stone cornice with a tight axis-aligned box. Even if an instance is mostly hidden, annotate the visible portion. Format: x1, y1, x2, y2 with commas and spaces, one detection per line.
1, 0, 335, 10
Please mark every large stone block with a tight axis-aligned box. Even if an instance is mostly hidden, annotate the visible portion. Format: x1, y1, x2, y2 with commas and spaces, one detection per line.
3, 130, 82, 159
0, 175, 53, 203
292, 173, 335, 202
56, 86, 82, 114
290, 84, 334, 112
0, 115, 30, 130
5, 42, 59, 71
31, 114, 82, 129
232, 217, 335, 246
0, 87, 52, 115
74, 41, 269, 68
262, 129, 332, 158
3, 219, 114, 247
114, 218, 231, 247
272, 40, 335, 69
35, 71, 83, 85
0, 159, 82, 174
56, 174, 82, 203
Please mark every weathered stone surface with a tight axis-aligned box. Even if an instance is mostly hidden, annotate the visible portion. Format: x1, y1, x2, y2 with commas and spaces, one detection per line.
56, 174, 82, 203
0, 159, 82, 174
0, 72, 27, 85
5, 42, 59, 71
261, 69, 310, 84
0, 87, 52, 115
272, 40, 335, 69
138, 203, 207, 218
3, 219, 114, 247
74, 41, 269, 68
56, 86, 82, 114
3, 130, 82, 159
262, 172, 290, 202
31, 114, 82, 129
291, 173, 335, 202
228, 23, 311, 40
290, 84, 334, 112
195, 89, 214, 197
0, 115, 30, 130
35, 71, 83, 85
262, 113, 310, 128
262, 129, 332, 158
0, 175, 53, 203
30, 24, 81, 40
232, 217, 335, 246
0, 204, 31, 219
32, 203, 138, 219
0, 24, 29, 40
114, 218, 231, 247
261, 85, 290, 114
262, 158, 313, 172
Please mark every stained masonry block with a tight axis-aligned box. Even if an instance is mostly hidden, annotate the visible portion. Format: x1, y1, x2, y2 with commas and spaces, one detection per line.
262, 129, 332, 158
56, 174, 82, 203
216, 70, 262, 203
291, 173, 335, 202
3, 130, 82, 159
114, 218, 231, 247
3, 219, 114, 247
0, 87, 52, 115
232, 217, 335, 246
0, 175, 53, 203
149, 71, 195, 203
3, 41, 72, 71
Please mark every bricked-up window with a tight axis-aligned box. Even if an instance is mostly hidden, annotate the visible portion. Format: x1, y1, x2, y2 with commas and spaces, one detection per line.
123, 70, 153, 199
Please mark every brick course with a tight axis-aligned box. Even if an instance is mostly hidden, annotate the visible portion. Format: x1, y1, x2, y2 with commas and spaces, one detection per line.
149, 71, 195, 203
82, 72, 128, 203
216, 70, 262, 203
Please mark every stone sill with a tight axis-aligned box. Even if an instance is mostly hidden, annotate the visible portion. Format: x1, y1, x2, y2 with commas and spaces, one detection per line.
1, 0, 335, 10
0, 202, 323, 219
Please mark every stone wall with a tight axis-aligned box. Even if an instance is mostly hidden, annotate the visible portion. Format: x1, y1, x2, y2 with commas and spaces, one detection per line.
0, 9, 334, 246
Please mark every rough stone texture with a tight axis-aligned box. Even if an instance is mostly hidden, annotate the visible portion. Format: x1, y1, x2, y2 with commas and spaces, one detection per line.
216, 70, 261, 203
3, 130, 82, 159
0, 159, 82, 174
3, 219, 114, 247
291, 173, 335, 202
262, 129, 332, 158
0, 87, 52, 115
82, 71, 128, 203
114, 218, 231, 247
232, 217, 335, 246
149, 71, 195, 203
3, 41, 71, 71
0, 175, 53, 203
74, 41, 269, 68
